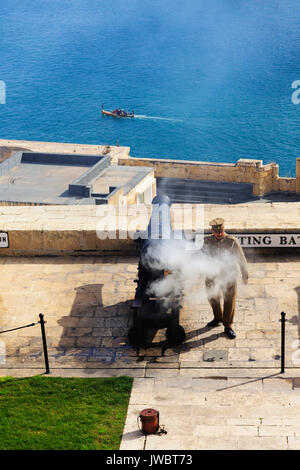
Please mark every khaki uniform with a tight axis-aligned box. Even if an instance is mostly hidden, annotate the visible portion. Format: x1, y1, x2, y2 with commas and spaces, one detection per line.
203, 233, 248, 328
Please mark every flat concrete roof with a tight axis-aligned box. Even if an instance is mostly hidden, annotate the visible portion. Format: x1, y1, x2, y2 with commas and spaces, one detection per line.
92, 166, 150, 195
0, 161, 89, 204
0, 151, 152, 205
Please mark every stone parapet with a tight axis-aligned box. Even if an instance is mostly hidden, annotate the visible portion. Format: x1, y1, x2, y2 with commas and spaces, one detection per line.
0, 204, 299, 256
118, 154, 296, 197
0, 138, 130, 163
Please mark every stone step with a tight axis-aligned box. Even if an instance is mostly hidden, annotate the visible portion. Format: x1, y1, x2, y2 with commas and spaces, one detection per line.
157, 177, 253, 194
162, 193, 249, 204
164, 191, 237, 201
131, 377, 300, 393
156, 177, 253, 204
161, 185, 237, 196
168, 195, 246, 204
157, 187, 253, 198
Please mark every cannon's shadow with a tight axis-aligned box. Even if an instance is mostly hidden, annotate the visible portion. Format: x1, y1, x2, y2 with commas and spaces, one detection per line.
57, 284, 132, 364
56, 283, 226, 363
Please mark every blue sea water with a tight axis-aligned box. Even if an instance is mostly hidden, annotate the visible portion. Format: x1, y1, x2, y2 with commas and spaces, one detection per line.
0, 0, 300, 175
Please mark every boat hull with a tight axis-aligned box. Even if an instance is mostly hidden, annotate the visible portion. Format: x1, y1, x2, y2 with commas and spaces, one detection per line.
101, 109, 134, 118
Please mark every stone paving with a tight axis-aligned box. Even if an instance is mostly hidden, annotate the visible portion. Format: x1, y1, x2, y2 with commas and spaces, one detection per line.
121, 376, 300, 450
0, 252, 299, 373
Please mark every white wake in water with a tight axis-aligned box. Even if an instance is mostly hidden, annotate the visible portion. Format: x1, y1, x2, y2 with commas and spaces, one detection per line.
135, 114, 183, 122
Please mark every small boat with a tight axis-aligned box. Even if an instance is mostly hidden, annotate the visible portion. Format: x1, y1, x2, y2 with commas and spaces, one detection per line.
101, 104, 134, 118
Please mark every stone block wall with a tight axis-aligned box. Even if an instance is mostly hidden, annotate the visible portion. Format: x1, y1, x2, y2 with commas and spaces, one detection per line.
0, 204, 298, 256
118, 155, 300, 197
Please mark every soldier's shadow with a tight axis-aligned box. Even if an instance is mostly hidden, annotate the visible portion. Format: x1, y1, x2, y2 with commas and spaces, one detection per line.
186, 326, 226, 344
57, 284, 132, 362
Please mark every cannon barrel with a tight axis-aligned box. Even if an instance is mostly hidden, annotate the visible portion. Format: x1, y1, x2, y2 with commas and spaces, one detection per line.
134, 194, 174, 301
129, 195, 186, 350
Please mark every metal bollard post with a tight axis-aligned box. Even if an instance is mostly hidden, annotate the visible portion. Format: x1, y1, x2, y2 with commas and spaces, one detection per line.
280, 312, 286, 374
39, 313, 50, 374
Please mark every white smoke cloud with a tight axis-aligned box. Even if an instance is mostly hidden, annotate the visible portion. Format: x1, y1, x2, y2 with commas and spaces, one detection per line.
142, 238, 242, 307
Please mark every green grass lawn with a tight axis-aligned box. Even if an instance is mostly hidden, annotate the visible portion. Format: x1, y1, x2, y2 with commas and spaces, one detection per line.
0, 375, 133, 450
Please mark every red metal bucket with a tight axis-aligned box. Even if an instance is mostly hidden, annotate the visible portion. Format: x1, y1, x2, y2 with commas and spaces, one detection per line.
138, 408, 159, 435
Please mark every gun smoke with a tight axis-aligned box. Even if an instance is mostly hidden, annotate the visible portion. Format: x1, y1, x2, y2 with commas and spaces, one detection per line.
142, 238, 242, 308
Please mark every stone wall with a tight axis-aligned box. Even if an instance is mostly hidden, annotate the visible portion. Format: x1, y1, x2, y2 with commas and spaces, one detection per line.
118, 154, 300, 197
0, 138, 130, 164
0, 204, 298, 256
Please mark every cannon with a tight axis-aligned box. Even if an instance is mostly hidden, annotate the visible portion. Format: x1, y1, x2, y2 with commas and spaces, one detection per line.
128, 195, 186, 350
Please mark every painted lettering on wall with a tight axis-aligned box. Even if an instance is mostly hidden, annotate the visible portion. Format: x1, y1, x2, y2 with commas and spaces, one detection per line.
231, 233, 300, 248
0, 232, 9, 248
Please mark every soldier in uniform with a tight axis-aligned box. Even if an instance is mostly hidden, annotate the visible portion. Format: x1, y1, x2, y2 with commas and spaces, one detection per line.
203, 218, 248, 339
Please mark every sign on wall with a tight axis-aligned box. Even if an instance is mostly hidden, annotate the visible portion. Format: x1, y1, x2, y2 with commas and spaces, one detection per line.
0, 232, 9, 248
231, 233, 300, 248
